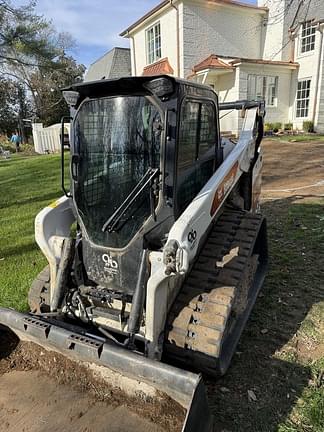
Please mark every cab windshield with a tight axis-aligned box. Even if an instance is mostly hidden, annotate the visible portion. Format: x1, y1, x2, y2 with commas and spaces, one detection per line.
73, 96, 162, 248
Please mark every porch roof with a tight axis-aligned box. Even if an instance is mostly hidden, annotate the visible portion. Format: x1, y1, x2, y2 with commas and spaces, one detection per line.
189, 54, 299, 78
193, 55, 234, 73
229, 56, 299, 68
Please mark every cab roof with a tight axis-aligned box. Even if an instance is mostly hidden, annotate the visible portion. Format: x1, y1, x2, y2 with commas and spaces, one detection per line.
63, 75, 216, 105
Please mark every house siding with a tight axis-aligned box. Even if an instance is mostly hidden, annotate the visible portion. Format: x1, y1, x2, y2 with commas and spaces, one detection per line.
258, 0, 324, 131
292, 24, 324, 130
215, 64, 292, 134
316, 41, 324, 133
123, 0, 324, 133
131, 7, 178, 76
182, 1, 264, 78
258, 0, 324, 62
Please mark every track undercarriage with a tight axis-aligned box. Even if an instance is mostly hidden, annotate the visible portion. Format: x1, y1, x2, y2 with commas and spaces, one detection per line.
166, 208, 267, 376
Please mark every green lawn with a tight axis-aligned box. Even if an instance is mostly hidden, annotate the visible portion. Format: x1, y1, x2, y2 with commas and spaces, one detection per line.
265, 199, 324, 432
0, 154, 63, 310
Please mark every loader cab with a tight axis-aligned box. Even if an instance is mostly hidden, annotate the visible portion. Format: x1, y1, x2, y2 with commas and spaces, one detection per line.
63, 76, 220, 296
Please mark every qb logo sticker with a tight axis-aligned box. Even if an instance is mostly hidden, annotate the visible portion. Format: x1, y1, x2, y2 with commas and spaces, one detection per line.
188, 229, 197, 249
102, 253, 119, 275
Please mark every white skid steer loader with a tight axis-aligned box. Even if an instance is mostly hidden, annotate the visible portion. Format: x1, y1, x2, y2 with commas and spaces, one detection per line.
0, 76, 267, 431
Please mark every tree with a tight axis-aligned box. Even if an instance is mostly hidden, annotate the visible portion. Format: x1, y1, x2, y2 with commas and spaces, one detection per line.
29, 54, 85, 125
0, 1, 85, 129
16, 81, 32, 142
0, 1, 59, 73
0, 77, 16, 135
0, 77, 32, 138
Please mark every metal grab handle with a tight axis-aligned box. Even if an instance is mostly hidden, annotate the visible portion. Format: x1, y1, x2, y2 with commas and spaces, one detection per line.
60, 116, 72, 197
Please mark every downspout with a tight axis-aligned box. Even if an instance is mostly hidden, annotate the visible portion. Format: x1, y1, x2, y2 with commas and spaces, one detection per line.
170, 0, 180, 77
288, 28, 295, 62
312, 23, 324, 126
128, 31, 137, 76
288, 29, 296, 124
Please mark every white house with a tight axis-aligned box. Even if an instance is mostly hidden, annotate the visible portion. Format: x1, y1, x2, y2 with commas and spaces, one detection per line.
120, 0, 324, 133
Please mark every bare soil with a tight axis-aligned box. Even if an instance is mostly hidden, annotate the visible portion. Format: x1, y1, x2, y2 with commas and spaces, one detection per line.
0, 330, 184, 432
261, 138, 324, 199
0, 371, 160, 432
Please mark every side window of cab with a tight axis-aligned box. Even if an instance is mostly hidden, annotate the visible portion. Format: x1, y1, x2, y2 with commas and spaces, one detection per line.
176, 99, 217, 216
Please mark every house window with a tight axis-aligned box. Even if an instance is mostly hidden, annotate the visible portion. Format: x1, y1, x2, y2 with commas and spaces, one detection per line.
300, 22, 316, 54
296, 79, 311, 118
247, 75, 278, 107
146, 22, 161, 64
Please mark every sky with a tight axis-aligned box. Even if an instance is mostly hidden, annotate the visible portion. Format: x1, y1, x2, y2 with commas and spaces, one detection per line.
15, 0, 257, 68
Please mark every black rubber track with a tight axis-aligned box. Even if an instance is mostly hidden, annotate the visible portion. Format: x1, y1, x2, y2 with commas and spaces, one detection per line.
165, 208, 267, 377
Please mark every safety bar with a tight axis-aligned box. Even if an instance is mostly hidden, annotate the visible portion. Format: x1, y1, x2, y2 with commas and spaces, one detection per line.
219, 99, 265, 111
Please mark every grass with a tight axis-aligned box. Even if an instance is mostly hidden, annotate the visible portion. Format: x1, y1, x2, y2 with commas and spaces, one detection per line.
0, 153, 64, 310
264, 198, 324, 431
0, 154, 323, 430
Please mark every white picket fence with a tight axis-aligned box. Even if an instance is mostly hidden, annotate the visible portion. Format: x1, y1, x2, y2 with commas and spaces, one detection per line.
32, 123, 70, 154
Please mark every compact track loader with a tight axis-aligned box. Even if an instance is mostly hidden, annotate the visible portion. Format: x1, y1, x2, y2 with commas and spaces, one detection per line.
0, 76, 267, 431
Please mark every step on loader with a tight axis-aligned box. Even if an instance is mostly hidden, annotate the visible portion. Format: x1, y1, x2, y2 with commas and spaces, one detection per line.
0, 76, 268, 431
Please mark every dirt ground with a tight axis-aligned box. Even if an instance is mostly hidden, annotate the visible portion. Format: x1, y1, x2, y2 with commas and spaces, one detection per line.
0, 371, 161, 432
0, 138, 323, 432
261, 138, 324, 199
0, 330, 183, 432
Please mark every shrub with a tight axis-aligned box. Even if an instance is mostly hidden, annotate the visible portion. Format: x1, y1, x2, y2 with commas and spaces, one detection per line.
303, 120, 314, 133
273, 122, 282, 132
284, 122, 293, 131
264, 123, 274, 132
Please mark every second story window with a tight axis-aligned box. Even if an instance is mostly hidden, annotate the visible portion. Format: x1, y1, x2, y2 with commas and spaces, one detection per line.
300, 22, 316, 54
146, 22, 161, 64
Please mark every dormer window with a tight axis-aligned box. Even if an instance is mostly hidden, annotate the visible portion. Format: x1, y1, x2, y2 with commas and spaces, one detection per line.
300, 22, 316, 54
146, 22, 161, 64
